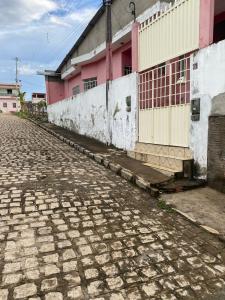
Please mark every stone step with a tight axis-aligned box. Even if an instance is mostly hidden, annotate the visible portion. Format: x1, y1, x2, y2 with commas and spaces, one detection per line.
135, 142, 193, 160
143, 162, 181, 177
128, 150, 184, 171
128, 145, 193, 178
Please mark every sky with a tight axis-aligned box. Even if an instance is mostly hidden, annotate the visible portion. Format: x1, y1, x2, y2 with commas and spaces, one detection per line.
0, 0, 102, 99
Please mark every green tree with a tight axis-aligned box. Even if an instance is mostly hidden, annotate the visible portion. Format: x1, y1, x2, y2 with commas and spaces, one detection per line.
18, 91, 26, 111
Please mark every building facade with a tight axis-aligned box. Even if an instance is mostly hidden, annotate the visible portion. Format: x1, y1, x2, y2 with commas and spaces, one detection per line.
45, 0, 225, 183
32, 93, 46, 104
0, 83, 20, 113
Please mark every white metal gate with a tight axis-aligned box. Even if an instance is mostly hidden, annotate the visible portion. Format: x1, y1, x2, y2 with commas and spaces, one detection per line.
139, 0, 200, 71
139, 55, 191, 147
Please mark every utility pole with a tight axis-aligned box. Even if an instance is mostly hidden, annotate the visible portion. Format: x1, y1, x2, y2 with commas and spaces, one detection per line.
104, 0, 112, 110
15, 57, 19, 86
104, 0, 112, 145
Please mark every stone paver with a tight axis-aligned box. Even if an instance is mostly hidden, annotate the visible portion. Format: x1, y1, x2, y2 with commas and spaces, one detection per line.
0, 114, 225, 299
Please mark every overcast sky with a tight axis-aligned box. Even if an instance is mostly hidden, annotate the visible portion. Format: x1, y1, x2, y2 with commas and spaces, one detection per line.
0, 0, 101, 99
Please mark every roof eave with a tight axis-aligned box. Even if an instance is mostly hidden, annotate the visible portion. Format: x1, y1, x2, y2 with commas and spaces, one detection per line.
56, 4, 106, 73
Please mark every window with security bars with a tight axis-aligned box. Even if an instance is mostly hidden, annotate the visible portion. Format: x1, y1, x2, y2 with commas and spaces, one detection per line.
72, 85, 80, 96
83, 77, 97, 91
139, 55, 190, 110
124, 66, 132, 76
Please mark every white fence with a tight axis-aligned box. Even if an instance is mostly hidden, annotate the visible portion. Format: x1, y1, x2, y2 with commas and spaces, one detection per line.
139, 0, 200, 71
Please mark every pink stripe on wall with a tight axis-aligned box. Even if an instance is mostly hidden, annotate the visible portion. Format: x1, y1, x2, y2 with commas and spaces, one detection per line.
132, 22, 139, 72
46, 79, 65, 105
199, 0, 215, 48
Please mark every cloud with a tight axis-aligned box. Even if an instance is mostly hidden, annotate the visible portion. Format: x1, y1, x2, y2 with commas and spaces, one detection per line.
48, 7, 97, 27
69, 8, 97, 23
0, 0, 58, 28
0, 0, 101, 98
19, 64, 38, 76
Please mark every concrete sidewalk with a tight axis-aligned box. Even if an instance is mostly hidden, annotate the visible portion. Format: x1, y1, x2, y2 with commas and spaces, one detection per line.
161, 187, 225, 237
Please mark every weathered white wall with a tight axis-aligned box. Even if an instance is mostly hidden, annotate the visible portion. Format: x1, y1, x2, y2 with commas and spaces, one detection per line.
109, 74, 138, 150
47, 73, 138, 151
190, 39, 225, 175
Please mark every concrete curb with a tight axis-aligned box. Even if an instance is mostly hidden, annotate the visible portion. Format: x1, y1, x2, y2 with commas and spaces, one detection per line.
27, 118, 160, 199
27, 118, 225, 242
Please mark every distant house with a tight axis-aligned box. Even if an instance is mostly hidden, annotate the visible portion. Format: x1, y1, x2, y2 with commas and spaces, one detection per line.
0, 83, 20, 113
32, 92, 46, 104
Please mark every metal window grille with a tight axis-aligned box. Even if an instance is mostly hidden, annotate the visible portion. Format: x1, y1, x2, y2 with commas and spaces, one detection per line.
72, 85, 80, 96
3, 103, 7, 108
139, 55, 191, 110
83, 77, 97, 91
13, 103, 17, 108
124, 66, 132, 76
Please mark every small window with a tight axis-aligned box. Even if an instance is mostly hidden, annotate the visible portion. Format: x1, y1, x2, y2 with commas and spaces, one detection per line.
124, 66, 132, 76
3, 103, 7, 108
83, 77, 97, 91
72, 85, 80, 96
13, 103, 17, 108
7, 89, 12, 94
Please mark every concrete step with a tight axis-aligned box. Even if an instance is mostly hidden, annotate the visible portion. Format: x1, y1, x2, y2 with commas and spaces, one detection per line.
135, 142, 193, 160
128, 144, 194, 178
143, 162, 181, 177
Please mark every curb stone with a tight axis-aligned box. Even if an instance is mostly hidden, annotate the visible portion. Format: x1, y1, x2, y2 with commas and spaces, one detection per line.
94, 155, 103, 164
103, 159, 110, 168
135, 177, 149, 191
120, 168, 134, 182
109, 163, 122, 174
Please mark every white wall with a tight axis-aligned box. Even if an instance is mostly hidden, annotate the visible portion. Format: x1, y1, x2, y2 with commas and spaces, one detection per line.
47, 73, 138, 151
109, 73, 138, 150
190, 39, 225, 175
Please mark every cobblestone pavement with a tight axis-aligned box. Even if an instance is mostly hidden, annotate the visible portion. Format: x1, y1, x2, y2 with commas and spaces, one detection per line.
0, 114, 225, 300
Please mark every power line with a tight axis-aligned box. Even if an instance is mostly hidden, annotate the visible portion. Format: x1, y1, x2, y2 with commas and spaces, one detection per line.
31, 1, 104, 69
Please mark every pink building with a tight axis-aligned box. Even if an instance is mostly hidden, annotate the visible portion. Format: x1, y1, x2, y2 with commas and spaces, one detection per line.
0, 83, 20, 113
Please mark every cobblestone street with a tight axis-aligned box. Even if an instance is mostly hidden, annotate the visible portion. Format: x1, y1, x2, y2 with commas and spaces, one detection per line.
0, 114, 225, 300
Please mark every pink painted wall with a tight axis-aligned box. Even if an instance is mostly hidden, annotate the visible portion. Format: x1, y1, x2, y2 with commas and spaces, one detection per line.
62, 42, 132, 99
81, 57, 106, 85
199, 0, 215, 48
0, 98, 20, 113
64, 73, 82, 99
112, 42, 131, 78
46, 79, 65, 105
132, 22, 139, 72
47, 41, 133, 103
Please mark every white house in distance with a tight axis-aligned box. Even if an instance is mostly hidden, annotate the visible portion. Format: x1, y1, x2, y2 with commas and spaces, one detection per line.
0, 83, 20, 113
32, 92, 46, 104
